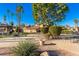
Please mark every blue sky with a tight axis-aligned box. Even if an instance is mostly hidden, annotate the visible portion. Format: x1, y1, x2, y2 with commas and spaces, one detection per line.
60, 3, 79, 27
0, 3, 35, 26
0, 3, 79, 27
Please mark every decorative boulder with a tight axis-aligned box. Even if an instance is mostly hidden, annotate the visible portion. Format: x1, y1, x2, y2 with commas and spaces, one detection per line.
40, 51, 48, 56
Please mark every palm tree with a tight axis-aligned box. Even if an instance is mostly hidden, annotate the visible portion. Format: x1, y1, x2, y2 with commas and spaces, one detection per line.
7, 9, 10, 22
11, 13, 14, 21
7, 9, 14, 24
10, 12, 14, 27
10, 21, 14, 26
3, 15, 6, 24
7, 9, 10, 13
16, 5, 24, 33
74, 19, 79, 27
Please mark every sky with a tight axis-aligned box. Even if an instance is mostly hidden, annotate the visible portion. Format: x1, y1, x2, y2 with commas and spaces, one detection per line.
0, 3, 79, 27
0, 3, 35, 26
61, 3, 79, 27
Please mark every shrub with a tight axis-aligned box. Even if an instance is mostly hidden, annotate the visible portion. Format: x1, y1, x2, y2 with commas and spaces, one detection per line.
11, 41, 39, 56
22, 32, 27, 36
41, 27, 49, 34
61, 30, 73, 34
49, 26, 62, 36
12, 32, 19, 37
0, 35, 3, 38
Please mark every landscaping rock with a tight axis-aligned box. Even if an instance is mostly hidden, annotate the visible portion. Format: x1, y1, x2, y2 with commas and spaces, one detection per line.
40, 51, 48, 56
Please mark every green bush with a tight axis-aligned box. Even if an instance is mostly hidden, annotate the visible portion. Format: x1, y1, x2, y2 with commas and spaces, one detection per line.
49, 26, 62, 36
0, 35, 3, 38
41, 27, 49, 34
11, 41, 39, 56
22, 32, 27, 36
62, 30, 73, 34
12, 32, 18, 36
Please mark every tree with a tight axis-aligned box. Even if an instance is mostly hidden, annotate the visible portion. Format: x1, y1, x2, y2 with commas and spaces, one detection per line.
7, 9, 15, 25
0, 22, 1, 25
10, 21, 14, 26
11, 13, 14, 21
16, 5, 24, 33
9, 21, 14, 34
3, 15, 6, 24
7, 9, 11, 22
10, 12, 14, 27
32, 3, 68, 26
7, 9, 10, 14
74, 19, 79, 27
22, 23, 25, 27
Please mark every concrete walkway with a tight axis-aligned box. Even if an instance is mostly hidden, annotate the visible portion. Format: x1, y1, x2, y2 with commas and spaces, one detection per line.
45, 40, 79, 56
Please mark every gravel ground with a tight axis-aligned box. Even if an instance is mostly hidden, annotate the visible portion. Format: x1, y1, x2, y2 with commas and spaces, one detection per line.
0, 35, 79, 56
0, 45, 75, 56
0, 47, 13, 56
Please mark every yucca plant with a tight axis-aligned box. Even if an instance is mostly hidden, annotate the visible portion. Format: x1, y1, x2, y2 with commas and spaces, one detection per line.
11, 41, 39, 56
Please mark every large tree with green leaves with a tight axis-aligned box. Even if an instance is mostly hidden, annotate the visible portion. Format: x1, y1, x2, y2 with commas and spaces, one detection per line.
32, 3, 68, 26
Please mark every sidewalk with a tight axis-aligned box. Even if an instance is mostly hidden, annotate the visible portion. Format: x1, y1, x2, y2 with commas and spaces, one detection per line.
46, 40, 79, 55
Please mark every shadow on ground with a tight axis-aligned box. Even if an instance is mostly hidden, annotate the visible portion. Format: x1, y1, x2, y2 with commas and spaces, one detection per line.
47, 50, 61, 56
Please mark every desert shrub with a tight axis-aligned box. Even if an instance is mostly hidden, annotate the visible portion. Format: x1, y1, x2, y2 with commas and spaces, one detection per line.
12, 32, 27, 37
11, 41, 39, 56
49, 26, 62, 36
12, 32, 19, 36
61, 30, 73, 34
41, 27, 49, 34
22, 32, 27, 36
0, 35, 3, 38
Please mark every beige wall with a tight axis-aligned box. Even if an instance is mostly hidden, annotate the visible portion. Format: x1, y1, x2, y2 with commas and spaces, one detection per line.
23, 27, 36, 33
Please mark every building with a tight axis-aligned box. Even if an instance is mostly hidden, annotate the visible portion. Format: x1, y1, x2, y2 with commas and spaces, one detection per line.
0, 24, 12, 34
23, 25, 36, 33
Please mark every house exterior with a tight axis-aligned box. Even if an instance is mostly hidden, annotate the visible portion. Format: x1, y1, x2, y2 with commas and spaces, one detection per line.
65, 24, 79, 32
23, 24, 45, 33
23, 25, 36, 33
74, 26, 79, 32
0, 24, 12, 34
